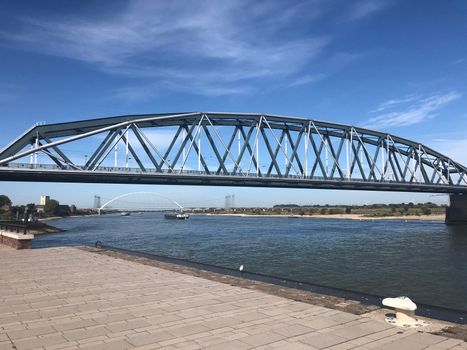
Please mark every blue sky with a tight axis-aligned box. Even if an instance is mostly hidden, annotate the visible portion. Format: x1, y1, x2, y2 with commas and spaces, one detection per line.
0, 0, 466, 208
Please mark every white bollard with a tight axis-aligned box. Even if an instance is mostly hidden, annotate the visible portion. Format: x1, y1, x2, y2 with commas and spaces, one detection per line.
382, 296, 425, 327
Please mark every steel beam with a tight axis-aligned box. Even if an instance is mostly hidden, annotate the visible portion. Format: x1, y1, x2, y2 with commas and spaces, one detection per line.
1, 112, 467, 193
1, 167, 466, 194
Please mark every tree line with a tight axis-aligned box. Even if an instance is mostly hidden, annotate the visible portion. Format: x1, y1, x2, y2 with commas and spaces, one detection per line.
0, 194, 62, 221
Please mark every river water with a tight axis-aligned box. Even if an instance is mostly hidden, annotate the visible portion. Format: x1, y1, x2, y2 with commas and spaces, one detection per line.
33, 214, 467, 311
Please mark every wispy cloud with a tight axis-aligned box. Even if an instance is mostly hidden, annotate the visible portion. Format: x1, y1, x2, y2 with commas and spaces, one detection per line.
0, 0, 390, 99
0, 1, 330, 98
345, 0, 391, 21
289, 74, 327, 87
370, 94, 419, 113
449, 58, 466, 66
366, 91, 461, 128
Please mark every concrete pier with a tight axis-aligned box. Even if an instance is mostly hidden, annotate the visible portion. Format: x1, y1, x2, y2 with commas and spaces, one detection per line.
0, 246, 465, 350
446, 194, 467, 225
0, 230, 34, 249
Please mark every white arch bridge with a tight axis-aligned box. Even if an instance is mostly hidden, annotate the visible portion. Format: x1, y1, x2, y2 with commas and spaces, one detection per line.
97, 192, 184, 215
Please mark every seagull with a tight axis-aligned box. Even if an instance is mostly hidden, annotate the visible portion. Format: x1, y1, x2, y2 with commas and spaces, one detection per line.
239, 265, 244, 272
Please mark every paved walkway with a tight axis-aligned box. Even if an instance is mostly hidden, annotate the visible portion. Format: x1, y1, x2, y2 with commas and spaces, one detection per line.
0, 247, 465, 350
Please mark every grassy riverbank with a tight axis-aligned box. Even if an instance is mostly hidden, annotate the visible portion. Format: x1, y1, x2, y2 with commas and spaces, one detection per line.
199, 202, 446, 221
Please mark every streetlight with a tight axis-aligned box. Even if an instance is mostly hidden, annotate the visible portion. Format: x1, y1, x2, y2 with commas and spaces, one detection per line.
127, 156, 132, 171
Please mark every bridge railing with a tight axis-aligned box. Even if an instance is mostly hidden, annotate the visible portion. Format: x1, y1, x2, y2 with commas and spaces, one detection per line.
4, 162, 424, 185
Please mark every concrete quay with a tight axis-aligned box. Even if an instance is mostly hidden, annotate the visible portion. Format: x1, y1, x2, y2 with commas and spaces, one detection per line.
0, 246, 465, 350
0, 231, 34, 249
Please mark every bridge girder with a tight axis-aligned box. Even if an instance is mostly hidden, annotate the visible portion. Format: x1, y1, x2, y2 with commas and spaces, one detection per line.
0, 112, 466, 193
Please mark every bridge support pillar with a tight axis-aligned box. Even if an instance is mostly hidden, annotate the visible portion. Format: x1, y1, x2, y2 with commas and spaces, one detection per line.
445, 194, 467, 225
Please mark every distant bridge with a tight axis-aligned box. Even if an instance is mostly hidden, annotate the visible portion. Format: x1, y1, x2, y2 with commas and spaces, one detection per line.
98, 192, 184, 214
0, 112, 466, 195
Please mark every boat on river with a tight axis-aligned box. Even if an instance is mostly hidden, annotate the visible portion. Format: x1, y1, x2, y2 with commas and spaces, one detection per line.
164, 212, 189, 220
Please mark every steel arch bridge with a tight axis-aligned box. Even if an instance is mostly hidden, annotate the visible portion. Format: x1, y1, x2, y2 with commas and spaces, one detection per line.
98, 192, 184, 214
0, 112, 466, 194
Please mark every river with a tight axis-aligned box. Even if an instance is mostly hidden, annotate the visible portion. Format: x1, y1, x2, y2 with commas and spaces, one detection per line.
33, 213, 467, 311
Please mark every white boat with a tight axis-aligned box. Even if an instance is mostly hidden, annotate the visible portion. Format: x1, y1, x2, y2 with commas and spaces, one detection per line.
120, 212, 130, 216
164, 212, 189, 220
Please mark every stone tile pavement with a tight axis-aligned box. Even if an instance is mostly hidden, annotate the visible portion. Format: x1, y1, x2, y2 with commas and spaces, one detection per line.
0, 246, 465, 350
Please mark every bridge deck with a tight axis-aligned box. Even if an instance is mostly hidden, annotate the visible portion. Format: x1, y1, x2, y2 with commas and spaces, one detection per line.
1, 246, 465, 350
1, 165, 466, 193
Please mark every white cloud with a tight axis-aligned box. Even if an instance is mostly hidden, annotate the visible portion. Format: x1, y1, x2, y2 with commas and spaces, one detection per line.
289, 74, 327, 87
345, 0, 391, 21
0, 0, 391, 99
1, 0, 330, 98
449, 58, 466, 66
366, 91, 461, 129
112, 81, 254, 101
370, 95, 419, 113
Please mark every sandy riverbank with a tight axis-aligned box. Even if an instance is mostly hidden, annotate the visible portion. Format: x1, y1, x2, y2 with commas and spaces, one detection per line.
38, 216, 62, 222
205, 213, 445, 221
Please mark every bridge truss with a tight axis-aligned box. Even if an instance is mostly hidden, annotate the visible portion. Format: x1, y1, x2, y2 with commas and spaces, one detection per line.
0, 112, 466, 193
